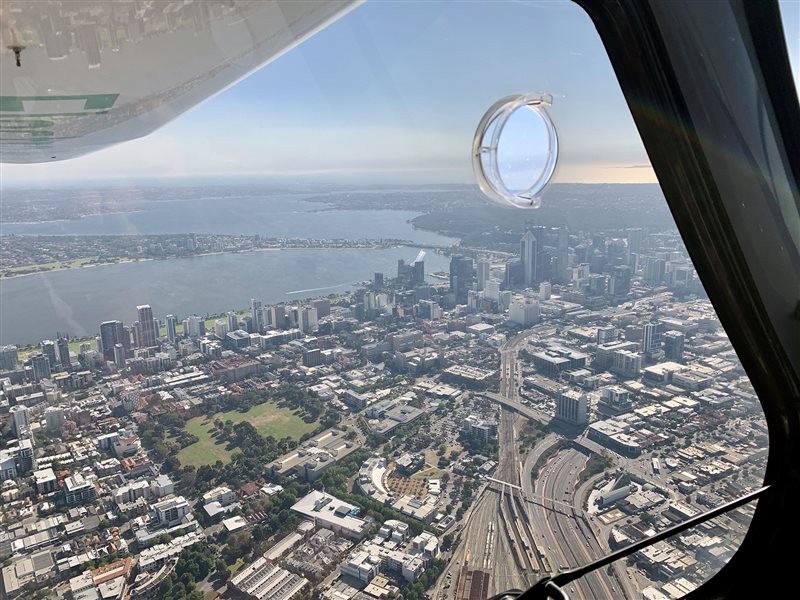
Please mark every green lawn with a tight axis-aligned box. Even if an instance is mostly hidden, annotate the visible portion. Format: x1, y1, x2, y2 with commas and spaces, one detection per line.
412, 466, 447, 480
177, 401, 319, 468
18, 337, 95, 361
1, 257, 101, 278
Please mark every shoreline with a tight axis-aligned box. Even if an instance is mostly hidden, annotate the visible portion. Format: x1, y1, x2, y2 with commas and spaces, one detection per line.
0, 242, 444, 281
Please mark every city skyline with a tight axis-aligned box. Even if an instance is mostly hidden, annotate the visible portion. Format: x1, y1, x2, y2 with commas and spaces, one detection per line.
0, 221, 768, 600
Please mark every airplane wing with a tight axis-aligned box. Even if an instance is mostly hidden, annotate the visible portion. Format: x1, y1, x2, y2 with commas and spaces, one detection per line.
0, 0, 361, 163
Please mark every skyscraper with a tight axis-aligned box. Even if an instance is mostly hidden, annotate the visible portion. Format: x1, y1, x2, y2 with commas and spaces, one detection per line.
271, 305, 286, 329
251, 299, 263, 333
477, 259, 490, 292
0, 345, 19, 371
449, 255, 474, 304
520, 228, 537, 288
227, 311, 239, 332
10, 405, 30, 437
642, 322, 663, 355
30, 353, 51, 382
300, 306, 319, 334
312, 299, 331, 318
114, 344, 126, 368
214, 320, 229, 339
165, 315, 178, 343
556, 389, 588, 426
664, 331, 685, 361
626, 227, 645, 267
136, 305, 158, 348
645, 257, 666, 285
100, 321, 126, 362
556, 225, 570, 282
40, 340, 58, 371
411, 260, 425, 286
183, 314, 204, 339
57, 337, 71, 369
609, 265, 633, 297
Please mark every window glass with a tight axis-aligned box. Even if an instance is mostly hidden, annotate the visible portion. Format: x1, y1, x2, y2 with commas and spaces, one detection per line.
0, 2, 770, 599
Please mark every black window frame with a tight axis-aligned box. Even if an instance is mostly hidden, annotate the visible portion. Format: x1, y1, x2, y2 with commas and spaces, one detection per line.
559, 1, 800, 598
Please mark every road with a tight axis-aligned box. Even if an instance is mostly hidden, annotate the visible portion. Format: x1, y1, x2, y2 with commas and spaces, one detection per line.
499, 325, 625, 599
530, 448, 620, 600
436, 329, 544, 599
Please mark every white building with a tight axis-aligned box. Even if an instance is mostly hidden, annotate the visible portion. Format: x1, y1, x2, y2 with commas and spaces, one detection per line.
9, 405, 29, 437
509, 295, 540, 326
340, 551, 382, 582
291, 491, 371, 540
64, 473, 97, 505
153, 496, 191, 526
556, 389, 589, 425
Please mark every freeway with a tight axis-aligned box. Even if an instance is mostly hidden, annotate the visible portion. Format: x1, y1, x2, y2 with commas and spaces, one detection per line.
497, 324, 626, 599
533, 448, 620, 600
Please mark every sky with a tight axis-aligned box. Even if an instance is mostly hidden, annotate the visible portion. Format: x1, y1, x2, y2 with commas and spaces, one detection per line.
1, 0, 798, 187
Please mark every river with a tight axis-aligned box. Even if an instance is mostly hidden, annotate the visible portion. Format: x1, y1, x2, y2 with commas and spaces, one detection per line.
0, 188, 457, 345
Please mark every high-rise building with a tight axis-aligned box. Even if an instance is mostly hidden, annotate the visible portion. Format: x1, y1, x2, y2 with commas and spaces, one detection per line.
449, 255, 474, 304
411, 260, 425, 286
312, 299, 331, 318
17, 438, 36, 473
626, 228, 645, 266
598, 385, 633, 416
300, 306, 319, 334
0, 345, 19, 371
642, 322, 663, 355
214, 320, 229, 339
226, 311, 239, 332
484, 278, 501, 302
587, 274, 607, 296
271, 305, 286, 329
609, 265, 633, 297
645, 258, 666, 285
45, 406, 65, 430
557, 389, 588, 425
597, 327, 618, 345
57, 337, 71, 369
303, 348, 322, 367
251, 299, 263, 333
100, 321, 126, 362
10, 405, 30, 437
183, 314, 204, 339
612, 350, 643, 378
509, 295, 540, 326
40, 340, 58, 371
30, 353, 51, 382
114, 344, 126, 368
374, 272, 384, 288
664, 331, 686, 361
539, 281, 552, 300
136, 305, 158, 348
418, 299, 442, 320
556, 225, 570, 282
520, 228, 537, 287
165, 315, 178, 343
477, 260, 490, 292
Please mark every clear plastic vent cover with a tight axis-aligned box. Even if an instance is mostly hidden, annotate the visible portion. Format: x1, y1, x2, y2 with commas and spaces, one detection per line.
473, 93, 559, 208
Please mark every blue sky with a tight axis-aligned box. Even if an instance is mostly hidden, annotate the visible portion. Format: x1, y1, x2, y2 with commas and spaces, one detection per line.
2, 0, 798, 186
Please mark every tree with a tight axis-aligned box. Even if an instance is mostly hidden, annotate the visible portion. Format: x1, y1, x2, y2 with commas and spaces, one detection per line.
215, 559, 229, 583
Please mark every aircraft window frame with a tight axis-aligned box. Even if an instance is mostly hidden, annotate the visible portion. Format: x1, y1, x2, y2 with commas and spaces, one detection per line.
568, 1, 800, 599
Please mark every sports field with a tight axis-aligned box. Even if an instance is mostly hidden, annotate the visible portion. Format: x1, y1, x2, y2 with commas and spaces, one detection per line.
177, 401, 318, 467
